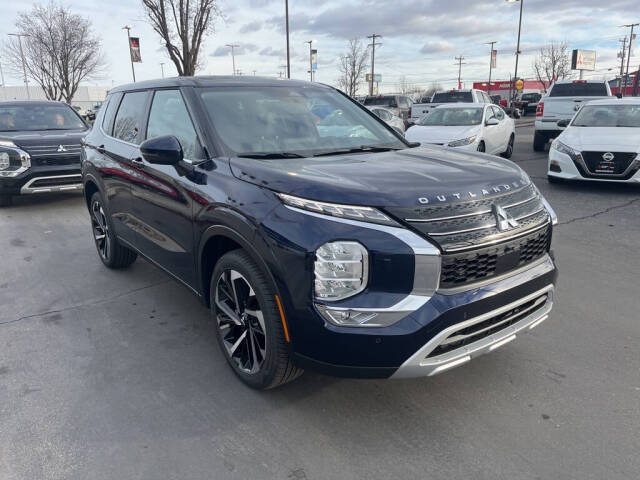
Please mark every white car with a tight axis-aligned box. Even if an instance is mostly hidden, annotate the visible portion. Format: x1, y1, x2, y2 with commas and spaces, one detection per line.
367, 106, 405, 135
405, 103, 515, 157
548, 98, 640, 183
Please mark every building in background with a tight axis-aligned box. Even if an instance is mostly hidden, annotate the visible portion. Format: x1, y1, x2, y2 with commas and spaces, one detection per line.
609, 70, 639, 96
473, 80, 550, 101
0, 85, 109, 109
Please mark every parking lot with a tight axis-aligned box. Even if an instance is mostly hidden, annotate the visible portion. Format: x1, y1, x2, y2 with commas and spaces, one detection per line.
1, 124, 639, 479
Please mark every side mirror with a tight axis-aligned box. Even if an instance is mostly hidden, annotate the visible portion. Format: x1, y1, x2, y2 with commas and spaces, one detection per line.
615, 93, 622, 99
557, 119, 570, 128
485, 118, 499, 126
140, 135, 183, 166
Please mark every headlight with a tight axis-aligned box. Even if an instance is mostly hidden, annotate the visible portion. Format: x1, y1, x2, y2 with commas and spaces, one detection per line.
551, 140, 581, 161
314, 241, 368, 301
448, 136, 477, 147
0, 145, 31, 177
277, 192, 398, 226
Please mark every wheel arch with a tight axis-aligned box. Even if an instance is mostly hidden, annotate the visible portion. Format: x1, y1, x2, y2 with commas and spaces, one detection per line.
83, 173, 101, 210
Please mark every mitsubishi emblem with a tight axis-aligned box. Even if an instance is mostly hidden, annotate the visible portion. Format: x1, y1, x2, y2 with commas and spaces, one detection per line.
493, 204, 519, 232
57, 145, 67, 152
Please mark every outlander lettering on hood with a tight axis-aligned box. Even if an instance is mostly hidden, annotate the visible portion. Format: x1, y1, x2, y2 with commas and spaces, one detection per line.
417, 179, 530, 204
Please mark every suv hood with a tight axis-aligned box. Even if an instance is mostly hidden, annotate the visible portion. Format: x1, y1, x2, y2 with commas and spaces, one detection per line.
560, 126, 640, 151
0, 129, 88, 149
229, 145, 529, 208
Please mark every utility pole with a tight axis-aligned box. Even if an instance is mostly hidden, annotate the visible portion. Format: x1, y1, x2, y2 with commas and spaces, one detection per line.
455, 55, 466, 89
305, 40, 313, 81
618, 37, 627, 94
367, 34, 382, 96
621, 23, 639, 97
122, 26, 136, 82
0, 61, 5, 101
485, 41, 497, 94
160, 62, 165, 78
8, 33, 30, 98
285, 0, 290, 79
506, 0, 524, 105
226, 44, 239, 75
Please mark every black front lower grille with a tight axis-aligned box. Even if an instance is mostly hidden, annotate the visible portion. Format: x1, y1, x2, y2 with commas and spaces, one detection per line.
440, 226, 551, 288
427, 292, 549, 358
581, 151, 636, 175
30, 176, 82, 188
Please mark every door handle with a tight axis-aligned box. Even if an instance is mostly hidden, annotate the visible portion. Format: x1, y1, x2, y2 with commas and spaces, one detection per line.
97, 144, 105, 154
131, 157, 145, 167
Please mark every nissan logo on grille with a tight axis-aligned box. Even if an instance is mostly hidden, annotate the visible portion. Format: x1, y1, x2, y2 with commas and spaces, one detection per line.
602, 152, 614, 162
493, 204, 519, 232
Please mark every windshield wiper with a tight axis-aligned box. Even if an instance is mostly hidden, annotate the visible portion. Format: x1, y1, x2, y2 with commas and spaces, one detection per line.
237, 152, 306, 159
313, 145, 403, 157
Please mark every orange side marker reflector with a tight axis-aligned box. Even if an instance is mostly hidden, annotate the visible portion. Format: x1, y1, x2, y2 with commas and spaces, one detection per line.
275, 295, 291, 343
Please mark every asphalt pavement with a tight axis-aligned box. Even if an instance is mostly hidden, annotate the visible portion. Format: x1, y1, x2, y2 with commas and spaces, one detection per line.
1, 127, 639, 480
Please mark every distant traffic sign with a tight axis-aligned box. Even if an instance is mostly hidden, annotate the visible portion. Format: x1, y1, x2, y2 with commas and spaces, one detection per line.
366, 73, 382, 83
515, 79, 524, 90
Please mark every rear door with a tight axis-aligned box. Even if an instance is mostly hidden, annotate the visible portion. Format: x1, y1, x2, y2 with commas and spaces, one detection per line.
128, 88, 204, 287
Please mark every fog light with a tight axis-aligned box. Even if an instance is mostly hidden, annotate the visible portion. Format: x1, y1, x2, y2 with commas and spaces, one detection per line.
314, 241, 368, 301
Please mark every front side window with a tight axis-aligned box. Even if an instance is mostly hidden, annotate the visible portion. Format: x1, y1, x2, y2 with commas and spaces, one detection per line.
572, 104, 640, 127
419, 107, 484, 126
147, 90, 201, 159
113, 91, 148, 144
199, 86, 404, 157
0, 103, 86, 132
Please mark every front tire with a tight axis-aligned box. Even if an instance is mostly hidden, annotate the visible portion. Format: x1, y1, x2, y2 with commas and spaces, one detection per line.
89, 192, 137, 269
211, 250, 303, 389
0, 194, 12, 207
533, 131, 547, 152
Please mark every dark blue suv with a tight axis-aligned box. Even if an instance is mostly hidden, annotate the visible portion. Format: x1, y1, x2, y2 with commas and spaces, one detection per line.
81, 77, 558, 389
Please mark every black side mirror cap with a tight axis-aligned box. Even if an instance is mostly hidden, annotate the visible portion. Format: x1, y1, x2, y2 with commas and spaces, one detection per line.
140, 135, 183, 166
615, 93, 623, 99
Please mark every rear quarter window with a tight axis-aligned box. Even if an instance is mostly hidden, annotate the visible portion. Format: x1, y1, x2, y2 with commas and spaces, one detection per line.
549, 83, 608, 97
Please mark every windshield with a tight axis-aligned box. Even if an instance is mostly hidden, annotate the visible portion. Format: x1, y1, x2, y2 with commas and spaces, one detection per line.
363, 96, 397, 107
419, 107, 484, 126
199, 86, 405, 157
572, 104, 640, 127
432, 92, 473, 103
549, 83, 608, 97
0, 104, 86, 132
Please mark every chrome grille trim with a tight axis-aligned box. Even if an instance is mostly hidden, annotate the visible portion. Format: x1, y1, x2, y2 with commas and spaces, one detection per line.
443, 219, 550, 253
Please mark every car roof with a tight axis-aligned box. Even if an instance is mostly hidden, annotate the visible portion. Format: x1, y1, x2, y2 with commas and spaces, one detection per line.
0, 100, 70, 107
433, 102, 487, 109
583, 97, 640, 106
110, 75, 329, 93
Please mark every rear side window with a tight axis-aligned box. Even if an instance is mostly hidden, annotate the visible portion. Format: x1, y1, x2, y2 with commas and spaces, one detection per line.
549, 83, 608, 97
147, 89, 202, 160
101, 94, 120, 134
113, 91, 149, 144
432, 92, 473, 103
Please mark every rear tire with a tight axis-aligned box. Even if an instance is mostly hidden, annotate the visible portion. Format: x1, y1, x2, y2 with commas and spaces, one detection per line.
210, 249, 303, 389
0, 195, 12, 207
533, 131, 547, 152
501, 135, 514, 159
89, 192, 137, 269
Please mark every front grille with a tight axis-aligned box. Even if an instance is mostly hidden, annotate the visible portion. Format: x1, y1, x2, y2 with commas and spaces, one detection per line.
384, 183, 552, 289
440, 226, 551, 288
581, 151, 636, 175
428, 292, 549, 358
23, 144, 82, 167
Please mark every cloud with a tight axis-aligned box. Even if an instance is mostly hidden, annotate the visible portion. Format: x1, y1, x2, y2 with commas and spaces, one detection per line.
239, 20, 262, 34
420, 41, 456, 55
210, 43, 259, 57
259, 46, 285, 57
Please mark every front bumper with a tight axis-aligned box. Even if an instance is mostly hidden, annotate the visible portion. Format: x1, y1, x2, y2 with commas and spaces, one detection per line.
548, 148, 640, 183
0, 164, 82, 196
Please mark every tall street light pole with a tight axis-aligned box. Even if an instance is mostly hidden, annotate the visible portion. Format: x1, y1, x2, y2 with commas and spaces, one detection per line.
226, 44, 240, 75
122, 26, 136, 82
367, 34, 382, 96
506, 0, 524, 106
285, 0, 291, 79
305, 40, 313, 82
8, 33, 30, 98
485, 41, 497, 95
160, 62, 165, 78
621, 22, 639, 97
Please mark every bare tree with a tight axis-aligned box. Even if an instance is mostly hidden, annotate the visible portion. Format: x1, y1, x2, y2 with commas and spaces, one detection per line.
532, 42, 571, 92
337, 38, 369, 97
142, 0, 221, 76
4, 2, 105, 103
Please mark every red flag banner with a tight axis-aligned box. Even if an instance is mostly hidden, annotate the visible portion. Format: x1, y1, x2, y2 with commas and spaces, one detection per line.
129, 37, 142, 63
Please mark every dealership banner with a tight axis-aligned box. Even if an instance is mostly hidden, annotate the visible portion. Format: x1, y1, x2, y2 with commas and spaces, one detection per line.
129, 37, 142, 63
311, 49, 318, 71
491, 49, 497, 69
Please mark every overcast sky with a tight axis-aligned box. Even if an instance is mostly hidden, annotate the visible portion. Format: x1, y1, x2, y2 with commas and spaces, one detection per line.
0, 0, 638, 93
